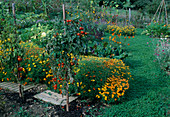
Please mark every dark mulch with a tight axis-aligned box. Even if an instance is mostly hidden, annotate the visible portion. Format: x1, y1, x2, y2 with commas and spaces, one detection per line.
0, 84, 105, 117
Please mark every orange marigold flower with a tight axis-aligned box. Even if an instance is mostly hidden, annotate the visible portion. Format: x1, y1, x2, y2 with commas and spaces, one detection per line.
128, 36, 130, 38
128, 43, 130, 46
124, 37, 127, 39
132, 36, 134, 38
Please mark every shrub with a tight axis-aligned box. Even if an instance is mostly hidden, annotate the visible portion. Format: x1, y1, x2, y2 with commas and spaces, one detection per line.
74, 56, 132, 103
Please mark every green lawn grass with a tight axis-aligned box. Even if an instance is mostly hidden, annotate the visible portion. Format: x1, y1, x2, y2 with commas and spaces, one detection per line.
100, 28, 169, 117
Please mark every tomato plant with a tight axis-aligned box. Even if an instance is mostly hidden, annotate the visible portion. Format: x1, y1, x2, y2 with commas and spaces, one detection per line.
0, 2, 26, 98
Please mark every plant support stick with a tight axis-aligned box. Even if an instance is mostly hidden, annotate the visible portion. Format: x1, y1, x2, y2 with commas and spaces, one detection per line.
12, 3, 24, 99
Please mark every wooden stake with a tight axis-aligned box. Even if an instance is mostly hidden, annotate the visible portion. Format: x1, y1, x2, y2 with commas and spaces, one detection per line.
12, 3, 24, 99
63, 4, 66, 35
65, 67, 69, 112
129, 8, 131, 24
163, 0, 168, 25
62, 3, 69, 112
151, 0, 162, 23
157, 0, 163, 23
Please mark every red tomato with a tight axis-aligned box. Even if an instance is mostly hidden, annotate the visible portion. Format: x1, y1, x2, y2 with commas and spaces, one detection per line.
81, 31, 84, 34
77, 33, 81, 36
17, 57, 22, 62
54, 34, 57, 38
71, 62, 74, 66
18, 67, 23, 71
79, 27, 84, 30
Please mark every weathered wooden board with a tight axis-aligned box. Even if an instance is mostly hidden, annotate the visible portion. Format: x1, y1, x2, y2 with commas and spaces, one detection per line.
0, 82, 37, 93
34, 90, 78, 106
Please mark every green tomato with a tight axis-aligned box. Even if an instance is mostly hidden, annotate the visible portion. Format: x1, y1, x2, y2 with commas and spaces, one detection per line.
14, 68, 18, 73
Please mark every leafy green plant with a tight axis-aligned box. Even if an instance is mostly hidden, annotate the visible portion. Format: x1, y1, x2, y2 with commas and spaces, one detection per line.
0, 94, 5, 114
14, 107, 31, 117
142, 22, 170, 38
85, 40, 129, 60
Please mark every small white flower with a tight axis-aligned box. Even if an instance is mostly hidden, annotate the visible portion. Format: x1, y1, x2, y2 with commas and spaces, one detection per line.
41, 32, 46, 37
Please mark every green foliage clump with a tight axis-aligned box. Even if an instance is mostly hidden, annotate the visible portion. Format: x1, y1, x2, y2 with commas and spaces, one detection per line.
142, 22, 170, 38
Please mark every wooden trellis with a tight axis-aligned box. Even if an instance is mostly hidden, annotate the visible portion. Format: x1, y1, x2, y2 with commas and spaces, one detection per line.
151, 0, 168, 25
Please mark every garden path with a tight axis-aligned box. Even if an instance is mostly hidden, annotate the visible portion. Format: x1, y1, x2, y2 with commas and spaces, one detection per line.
102, 28, 169, 116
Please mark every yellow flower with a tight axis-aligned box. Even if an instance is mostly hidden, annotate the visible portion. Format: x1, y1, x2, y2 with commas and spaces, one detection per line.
28, 68, 31, 71
104, 96, 107, 100
23, 68, 25, 72
34, 65, 36, 67
48, 81, 50, 84
60, 85, 62, 88
91, 79, 95, 82
88, 89, 91, 92
96, 95, 100, 98
33, 63, 35, 65
77, 82, 79, 87
43, 69, 45, 71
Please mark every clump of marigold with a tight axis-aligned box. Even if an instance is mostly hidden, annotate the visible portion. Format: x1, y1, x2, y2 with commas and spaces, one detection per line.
97, 59, 132, 103
74, 56, 132, 103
